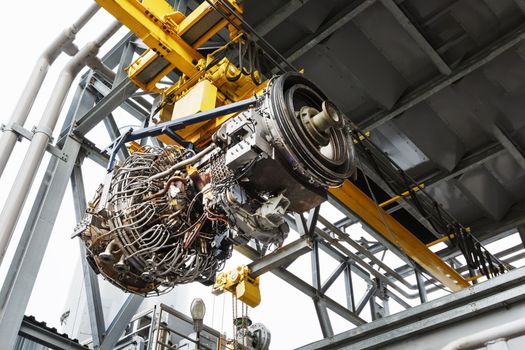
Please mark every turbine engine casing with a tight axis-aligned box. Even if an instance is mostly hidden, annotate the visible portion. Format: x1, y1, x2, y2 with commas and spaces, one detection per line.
75, 73, 355, 295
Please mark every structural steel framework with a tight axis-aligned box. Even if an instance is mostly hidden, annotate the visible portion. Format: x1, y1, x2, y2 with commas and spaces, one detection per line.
2, 1, 525, 349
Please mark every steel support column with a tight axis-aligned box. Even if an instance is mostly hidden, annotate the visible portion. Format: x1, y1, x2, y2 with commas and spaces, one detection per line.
343, 265, 356, 313
236, 244, 366, 326
71, 165, 106, 348
355, 285, 376, 315
415, 266, 428, 303
98, 294, 144, 350
0, 136, 83, 350
311, 240, 334, 337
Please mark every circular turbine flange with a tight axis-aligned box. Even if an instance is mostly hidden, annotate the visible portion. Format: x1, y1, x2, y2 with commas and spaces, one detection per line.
263, 73, 355, 187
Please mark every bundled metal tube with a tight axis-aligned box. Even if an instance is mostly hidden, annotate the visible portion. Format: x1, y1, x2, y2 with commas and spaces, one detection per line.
0, 21, 122, 266
0, 3, 100, 178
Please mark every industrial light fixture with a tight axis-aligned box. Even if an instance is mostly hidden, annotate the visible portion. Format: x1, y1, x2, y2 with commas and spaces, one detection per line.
191, 298, 206, 349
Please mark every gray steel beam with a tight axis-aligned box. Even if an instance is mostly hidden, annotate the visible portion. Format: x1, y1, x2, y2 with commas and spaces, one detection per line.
386, 289, 411, 309
519, 225, 525, 250
296, 266, 525, 350
235, 245, 366, 326
493, 126, 525, 170
420, 142, 505, 188
380, 0, 451, 75
74, 79, 139, 135
114, 41, 135, 85
0, 61, 103, 348
317, 240, 368, 280
275, 268, 366, 326
79, 137, 110, 168
103, 114, 130, 161
19, 316, 88, 350
360, 23, 525, 130
88, 78, 147, 123
344, 265, 356, 312
328, 193, 417, 266
0, 136, 83, 350
59, 75, 97, 139
255, 0, 312, 36
99, 294, 143, 350
311, 240, 322, 291
355, 285, 376, 315
99, 32, 136, 70
317, 216, 409, 284
315, 231, 416, 299
247, 238, 312, 278
313, 299, 334, 338
310, 239, 334, 337
285, 0, 376, 63
321, 262, 348, 295
71, 165, 105, 348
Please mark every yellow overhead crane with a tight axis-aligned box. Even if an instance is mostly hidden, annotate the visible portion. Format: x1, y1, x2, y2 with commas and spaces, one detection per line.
95, 0, 469, 305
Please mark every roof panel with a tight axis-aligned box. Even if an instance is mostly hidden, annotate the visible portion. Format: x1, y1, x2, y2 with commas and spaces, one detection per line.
352, 1, 439, 87
324, 21, 408, 110
426, 86, 490, 151
457, 166, 514, 221
296, 45, 379, 119
425, 181, 485, 225
394, 102, 466, 172
244, 0, 525, 236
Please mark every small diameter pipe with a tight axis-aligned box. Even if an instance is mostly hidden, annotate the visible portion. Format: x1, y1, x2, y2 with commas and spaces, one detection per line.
0, 21, 121, 266
149, 144, 217, 181
442, 318, 525, 350
0, 3, 100, 178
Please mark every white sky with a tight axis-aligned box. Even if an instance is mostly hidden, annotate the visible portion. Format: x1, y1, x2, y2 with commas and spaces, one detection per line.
1, 1, 524, 349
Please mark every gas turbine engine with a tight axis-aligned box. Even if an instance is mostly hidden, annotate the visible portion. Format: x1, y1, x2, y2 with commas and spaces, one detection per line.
76, 73, 355, 295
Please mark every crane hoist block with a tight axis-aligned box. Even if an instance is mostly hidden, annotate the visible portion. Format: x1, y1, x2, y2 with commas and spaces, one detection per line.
213, 265, 261, 307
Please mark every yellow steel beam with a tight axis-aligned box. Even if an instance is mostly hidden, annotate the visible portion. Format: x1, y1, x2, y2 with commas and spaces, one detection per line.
95, 0, 202, 76
378, 184, 424, 208
426, 227, 472, 247
329, 180, 470, 291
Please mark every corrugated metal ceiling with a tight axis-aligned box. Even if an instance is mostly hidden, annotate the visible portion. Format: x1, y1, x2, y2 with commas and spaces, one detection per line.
245, 0, 525, 241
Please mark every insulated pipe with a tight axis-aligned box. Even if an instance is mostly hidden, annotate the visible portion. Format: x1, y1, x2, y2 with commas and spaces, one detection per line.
0, 3, 100, 179
441, 318, 525, 350
0, 21, 122, 266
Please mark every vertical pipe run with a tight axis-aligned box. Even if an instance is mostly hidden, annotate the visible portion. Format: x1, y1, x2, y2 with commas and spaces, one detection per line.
0, 3, 100, 178
0, 21, 121, 266
415, 265, 428, 303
